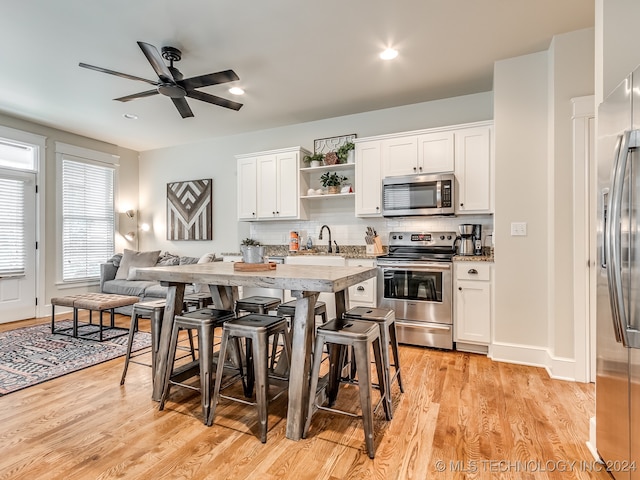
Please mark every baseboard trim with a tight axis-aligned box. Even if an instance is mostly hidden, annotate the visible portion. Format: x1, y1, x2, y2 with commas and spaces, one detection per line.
489, 342, 578, 381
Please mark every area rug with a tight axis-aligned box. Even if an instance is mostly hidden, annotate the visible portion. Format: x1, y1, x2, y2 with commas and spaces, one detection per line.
0, 320, 151, 396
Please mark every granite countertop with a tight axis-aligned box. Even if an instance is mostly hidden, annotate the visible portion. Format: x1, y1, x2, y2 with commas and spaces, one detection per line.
223, 245, 494, 262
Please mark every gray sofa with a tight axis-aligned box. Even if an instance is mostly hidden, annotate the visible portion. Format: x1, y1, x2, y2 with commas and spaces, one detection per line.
99, 251, 217, 314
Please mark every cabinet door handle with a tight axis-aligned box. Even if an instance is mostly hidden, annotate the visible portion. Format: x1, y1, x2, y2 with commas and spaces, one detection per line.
376, 206, 379, 210
460, 203, 464, 207
468, 268, 478, 275
413, 167, 417, 172
357, 286, 365, 291
458, 287, 462, 291
418, 166, 422, 172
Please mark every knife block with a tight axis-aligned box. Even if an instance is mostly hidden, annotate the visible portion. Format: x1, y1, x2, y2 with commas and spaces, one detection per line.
366, 236, 384, 255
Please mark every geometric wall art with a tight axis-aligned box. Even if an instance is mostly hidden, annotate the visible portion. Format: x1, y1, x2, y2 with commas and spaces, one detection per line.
166, 178, 212, 240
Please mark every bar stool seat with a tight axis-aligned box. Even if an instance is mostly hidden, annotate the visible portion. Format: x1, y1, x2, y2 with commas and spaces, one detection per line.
159, 308, 235, 424
303, 318, 390, 459
235, 296, 281, 316
344, 306, 404, 418
208, 313, 292, 443
276, 299, 327, 323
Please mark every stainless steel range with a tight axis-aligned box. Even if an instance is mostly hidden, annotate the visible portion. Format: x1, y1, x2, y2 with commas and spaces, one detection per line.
376, 231, 456, 349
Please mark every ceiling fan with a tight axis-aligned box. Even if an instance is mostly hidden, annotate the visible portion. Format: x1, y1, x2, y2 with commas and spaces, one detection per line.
79, 41, 243, 118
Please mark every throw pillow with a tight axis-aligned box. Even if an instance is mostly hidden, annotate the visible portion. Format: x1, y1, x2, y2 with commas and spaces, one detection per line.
108, 253, 123, 267
179, 256, 199, 265
157, 252, 180, 266
197, 252, 216, 264
115, 249, 161, 280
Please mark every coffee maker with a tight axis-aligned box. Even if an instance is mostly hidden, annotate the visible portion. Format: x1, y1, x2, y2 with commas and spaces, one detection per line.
455, 224, 483, 256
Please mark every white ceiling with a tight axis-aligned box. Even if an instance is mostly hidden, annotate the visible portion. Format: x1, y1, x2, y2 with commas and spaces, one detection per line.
0, 1, 593, 152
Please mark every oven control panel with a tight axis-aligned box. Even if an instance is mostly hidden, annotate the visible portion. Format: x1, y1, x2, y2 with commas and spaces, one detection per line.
389, 231, 456, 247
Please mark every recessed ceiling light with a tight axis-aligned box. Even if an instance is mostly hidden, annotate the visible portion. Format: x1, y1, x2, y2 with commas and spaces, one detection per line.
379, 48, 398, 60
229, 87, 245, 95
123, 113, 138, 120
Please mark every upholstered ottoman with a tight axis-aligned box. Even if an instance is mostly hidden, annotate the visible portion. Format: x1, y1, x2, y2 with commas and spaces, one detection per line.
51, 293, 139, 341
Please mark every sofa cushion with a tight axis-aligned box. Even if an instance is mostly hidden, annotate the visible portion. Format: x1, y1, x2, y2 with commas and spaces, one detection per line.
144, 283, 196, 298
103, 279, 158, 297
115, 249, 161, 280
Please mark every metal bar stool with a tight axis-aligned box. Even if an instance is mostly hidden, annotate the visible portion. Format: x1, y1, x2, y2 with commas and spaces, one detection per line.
208, 313, 292, 443
183, 292, 213, 311
120, 299, 165, 386
159, 308, 235, 425
274, 299, 328, 368
303, 318, 389, 459
235, 296, 281, 316
344, 306, 404, 418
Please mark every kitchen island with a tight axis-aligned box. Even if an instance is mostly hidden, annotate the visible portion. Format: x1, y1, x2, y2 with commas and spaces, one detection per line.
131, 261, 377, 441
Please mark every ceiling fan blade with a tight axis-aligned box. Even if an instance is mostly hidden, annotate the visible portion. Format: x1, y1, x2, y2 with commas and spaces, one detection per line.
114, 89, 159, 102
79, 63, 159, 86
187, 90, 243, 111
180, 70, 240, 90
137, 41, 174, 83
171, 97, 194, 118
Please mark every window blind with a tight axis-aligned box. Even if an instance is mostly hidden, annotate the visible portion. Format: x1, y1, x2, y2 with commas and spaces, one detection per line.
62, 158, 114, 282
0, 178, 25, 276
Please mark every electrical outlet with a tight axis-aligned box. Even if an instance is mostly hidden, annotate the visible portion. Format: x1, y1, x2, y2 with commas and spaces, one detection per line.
510, 222, 527, 236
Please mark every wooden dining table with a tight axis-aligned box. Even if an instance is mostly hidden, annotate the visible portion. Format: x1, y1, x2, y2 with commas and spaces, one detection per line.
131, 261, 377, 441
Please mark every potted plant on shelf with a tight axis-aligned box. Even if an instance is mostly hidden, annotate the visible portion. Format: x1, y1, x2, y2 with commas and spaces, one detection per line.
240, 238, 264, 264
303, 152, 324, 168
320, 171, 348, 194
336, 142, 355, 164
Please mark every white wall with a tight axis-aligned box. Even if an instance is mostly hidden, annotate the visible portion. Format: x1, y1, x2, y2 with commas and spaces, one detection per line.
138, 92, 494, 256
493, 28, 594, 375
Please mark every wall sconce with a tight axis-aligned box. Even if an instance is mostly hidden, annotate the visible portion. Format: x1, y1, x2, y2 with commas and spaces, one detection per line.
119, 209, 138, 246
124, 231, 136, 241
125, 209, 136, 219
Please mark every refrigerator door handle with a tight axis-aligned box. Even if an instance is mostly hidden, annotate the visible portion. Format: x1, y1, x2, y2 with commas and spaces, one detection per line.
606, 129, 640, 348
601, 188, 609, 269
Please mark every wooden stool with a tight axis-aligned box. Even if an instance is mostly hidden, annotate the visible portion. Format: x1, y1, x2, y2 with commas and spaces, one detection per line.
344, 306, 404, 418
159, 308, 235, 425
235, 296, 281, 316
208, 313, 292, 443
303, 318, 389, 459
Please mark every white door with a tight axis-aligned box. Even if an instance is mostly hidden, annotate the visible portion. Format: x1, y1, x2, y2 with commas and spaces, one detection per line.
0, 168, 36, 323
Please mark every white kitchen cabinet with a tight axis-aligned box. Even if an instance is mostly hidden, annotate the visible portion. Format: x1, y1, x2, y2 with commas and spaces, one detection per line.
346, 258, 377, 307
454, 262, 492, 353
418, 131, 455, 173
381, 136, 418, 177
381, 131, 454, 177
355, 140, 382, 217
237, 157, 257, 220
236, 147, 310, 221
454, 126, 492, 214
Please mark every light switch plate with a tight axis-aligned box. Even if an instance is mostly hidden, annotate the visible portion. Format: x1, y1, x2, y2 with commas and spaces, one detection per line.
511, 222, 527, 236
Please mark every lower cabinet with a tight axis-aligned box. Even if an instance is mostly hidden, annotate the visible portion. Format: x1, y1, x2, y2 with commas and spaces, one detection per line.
346, 258, 377, 308
454, 261, 492, 353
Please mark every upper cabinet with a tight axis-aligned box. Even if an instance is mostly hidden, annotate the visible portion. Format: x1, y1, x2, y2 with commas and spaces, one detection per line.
355, 121, 493, 217
236, 147, 310, 221
381, 131, 454, 177
454, 126, 492, 214
355, 140, 383, 217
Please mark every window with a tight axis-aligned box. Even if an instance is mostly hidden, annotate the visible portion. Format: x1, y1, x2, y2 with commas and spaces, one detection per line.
57, 143, 117, 283
0, 177, 26, 276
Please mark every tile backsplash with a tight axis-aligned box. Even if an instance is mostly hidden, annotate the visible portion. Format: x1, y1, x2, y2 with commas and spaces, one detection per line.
249, 211, 494, 250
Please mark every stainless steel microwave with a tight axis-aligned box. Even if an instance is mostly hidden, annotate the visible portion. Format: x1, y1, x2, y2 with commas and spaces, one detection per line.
382, 173, 455, 217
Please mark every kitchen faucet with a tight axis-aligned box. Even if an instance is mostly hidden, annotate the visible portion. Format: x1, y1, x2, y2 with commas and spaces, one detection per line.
318, 225, 332, 253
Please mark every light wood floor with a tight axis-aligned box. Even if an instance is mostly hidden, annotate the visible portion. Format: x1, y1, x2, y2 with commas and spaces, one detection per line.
0, 314, 609, 480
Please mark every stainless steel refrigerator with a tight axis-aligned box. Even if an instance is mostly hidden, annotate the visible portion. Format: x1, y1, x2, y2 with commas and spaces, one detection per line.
597, 66, 640, 479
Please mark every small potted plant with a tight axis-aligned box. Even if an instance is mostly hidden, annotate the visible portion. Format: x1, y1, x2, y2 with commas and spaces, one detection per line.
320, 171, 348, 194
336, 142, 355, 164
240, 238, 264, 263
303, 152, 324, 168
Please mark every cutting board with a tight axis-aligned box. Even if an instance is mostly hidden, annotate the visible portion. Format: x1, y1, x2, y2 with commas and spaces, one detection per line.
233, 261, 277, 271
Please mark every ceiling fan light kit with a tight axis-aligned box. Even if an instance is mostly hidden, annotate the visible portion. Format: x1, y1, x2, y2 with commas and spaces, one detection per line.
79, 41, 243, 118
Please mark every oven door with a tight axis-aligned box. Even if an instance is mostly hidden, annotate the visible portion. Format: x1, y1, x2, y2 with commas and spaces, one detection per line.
377, 262, 452, 325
